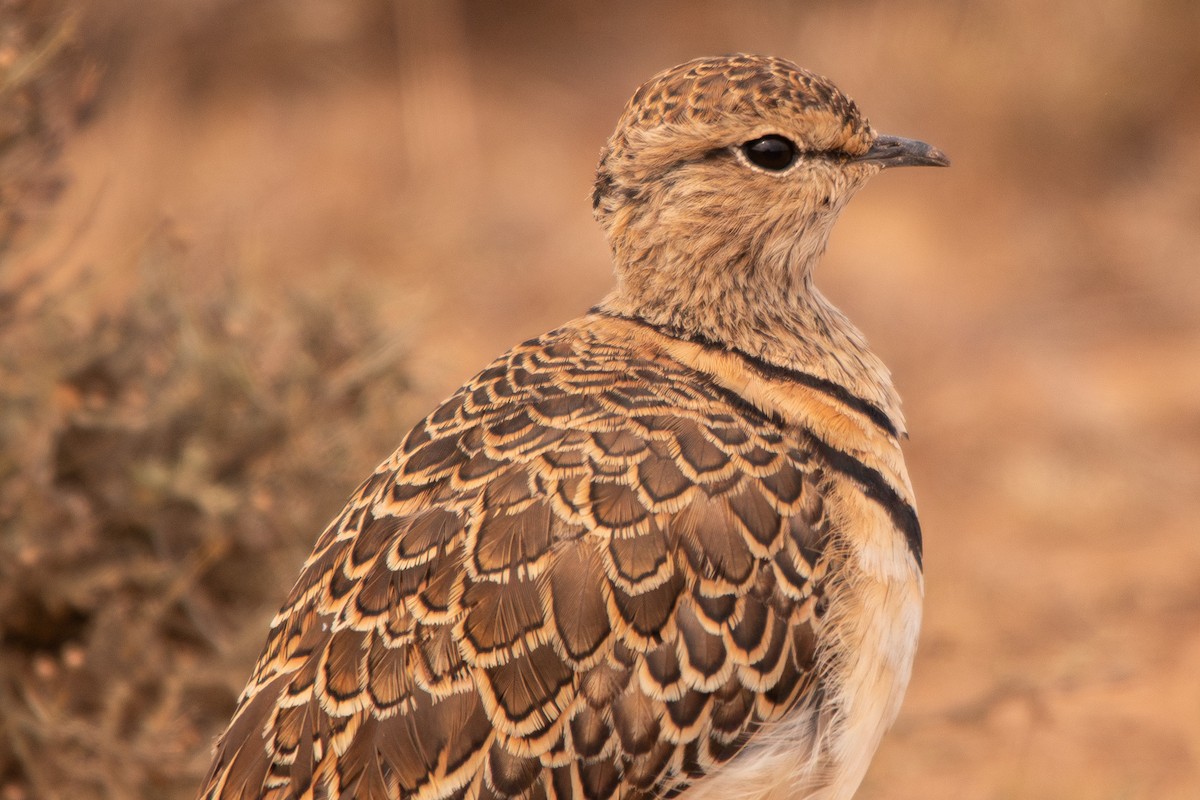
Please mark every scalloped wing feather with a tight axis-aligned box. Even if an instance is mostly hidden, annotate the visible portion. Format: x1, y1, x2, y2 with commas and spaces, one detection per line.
200, 323, 842, 800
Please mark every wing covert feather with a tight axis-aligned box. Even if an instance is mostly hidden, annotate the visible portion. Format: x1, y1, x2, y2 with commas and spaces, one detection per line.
201, 326, 836, 800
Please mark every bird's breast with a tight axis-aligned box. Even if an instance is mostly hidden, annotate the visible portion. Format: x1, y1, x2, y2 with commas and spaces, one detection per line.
576, 312, 924, 799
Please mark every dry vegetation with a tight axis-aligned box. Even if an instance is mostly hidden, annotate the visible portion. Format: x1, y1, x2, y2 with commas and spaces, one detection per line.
2, 1, 1199, 798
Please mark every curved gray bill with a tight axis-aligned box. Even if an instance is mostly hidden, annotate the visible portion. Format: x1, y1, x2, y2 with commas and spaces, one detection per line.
857, 135, 950, 168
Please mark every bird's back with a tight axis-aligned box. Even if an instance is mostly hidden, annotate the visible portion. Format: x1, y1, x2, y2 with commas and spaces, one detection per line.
200, 312, 923, 800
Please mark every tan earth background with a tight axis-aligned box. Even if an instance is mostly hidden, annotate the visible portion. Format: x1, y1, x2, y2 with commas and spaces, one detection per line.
2, 1, 1199, 798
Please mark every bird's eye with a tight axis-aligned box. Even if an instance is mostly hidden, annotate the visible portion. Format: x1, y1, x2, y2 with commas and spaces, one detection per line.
742, 135, 798, 171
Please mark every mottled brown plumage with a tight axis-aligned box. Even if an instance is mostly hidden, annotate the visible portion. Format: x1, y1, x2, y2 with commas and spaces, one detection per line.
200, 55, 946, 800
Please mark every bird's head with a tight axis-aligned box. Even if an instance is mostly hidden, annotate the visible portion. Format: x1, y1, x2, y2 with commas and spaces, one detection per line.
594, 55, 948, 334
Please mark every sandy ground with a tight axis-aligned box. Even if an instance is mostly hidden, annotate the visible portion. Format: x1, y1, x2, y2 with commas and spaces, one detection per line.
3, 2, 1199, 798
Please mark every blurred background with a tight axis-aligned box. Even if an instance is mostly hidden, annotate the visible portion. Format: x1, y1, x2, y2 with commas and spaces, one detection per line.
2, 1, 1198, 797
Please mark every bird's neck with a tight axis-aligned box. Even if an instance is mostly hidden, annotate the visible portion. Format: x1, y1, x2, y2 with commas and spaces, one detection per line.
597, 260, 905, 433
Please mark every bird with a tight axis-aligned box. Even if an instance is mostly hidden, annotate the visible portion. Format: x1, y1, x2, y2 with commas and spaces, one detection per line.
199, 54, 947, 800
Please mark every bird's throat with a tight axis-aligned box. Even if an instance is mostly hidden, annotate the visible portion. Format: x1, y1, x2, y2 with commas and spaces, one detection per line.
596, 268, 905, 437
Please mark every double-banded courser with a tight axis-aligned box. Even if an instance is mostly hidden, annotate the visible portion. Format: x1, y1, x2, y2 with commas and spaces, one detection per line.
201, 54, 948, 800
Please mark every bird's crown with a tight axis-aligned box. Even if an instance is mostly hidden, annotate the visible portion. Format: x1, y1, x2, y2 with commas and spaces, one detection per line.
592, 54, 876, 222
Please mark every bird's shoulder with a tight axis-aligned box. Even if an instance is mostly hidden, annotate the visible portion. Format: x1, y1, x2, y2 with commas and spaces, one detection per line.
201, 314, 906, 800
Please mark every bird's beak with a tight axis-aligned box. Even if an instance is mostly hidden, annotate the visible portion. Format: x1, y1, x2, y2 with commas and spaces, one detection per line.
856, 134, 950, 168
